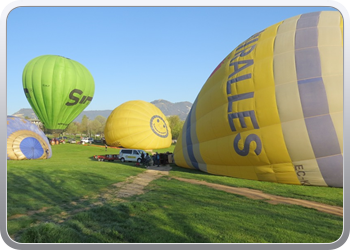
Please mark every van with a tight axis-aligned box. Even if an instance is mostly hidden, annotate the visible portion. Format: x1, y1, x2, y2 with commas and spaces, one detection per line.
118, 149, 147, 163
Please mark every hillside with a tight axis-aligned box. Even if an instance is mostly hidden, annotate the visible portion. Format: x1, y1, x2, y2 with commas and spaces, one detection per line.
11, 100, 192, 122
151, 99, 192, 120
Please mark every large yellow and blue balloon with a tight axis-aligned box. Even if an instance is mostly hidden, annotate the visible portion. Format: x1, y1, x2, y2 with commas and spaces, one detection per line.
174, 11, 343, 187
7, 116, 52, 160
22, 55, 95, 134
104, 100, 172, 150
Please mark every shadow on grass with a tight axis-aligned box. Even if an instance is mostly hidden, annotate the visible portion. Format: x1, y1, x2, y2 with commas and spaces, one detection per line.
7, 169, 112, 213
7, 159, 343, 243
7, 161, 215, 243
17, 179, 343, 243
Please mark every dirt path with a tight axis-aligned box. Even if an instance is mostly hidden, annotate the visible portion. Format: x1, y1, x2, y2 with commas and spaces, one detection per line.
8, 165, 342, 222
8, 164, 344, 241
7, 165, 172, 222
111, 165, 172, 198
171, 177, 343, 217
147, 166, 342, 217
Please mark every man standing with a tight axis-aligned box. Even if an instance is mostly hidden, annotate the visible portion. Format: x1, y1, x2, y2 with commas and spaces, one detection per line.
141, 152, 145, 165
155, 152, 160, 167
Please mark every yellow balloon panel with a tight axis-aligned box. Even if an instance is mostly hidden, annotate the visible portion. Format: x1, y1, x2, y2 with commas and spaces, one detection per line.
104, 100, 172, 150
174, 11, 343, 187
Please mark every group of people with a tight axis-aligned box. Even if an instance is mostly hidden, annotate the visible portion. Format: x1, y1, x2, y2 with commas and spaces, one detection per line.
141, 152, 160, 168
50, 138, 65, 145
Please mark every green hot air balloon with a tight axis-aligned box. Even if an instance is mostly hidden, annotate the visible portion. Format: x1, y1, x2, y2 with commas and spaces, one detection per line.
22, 55, 95, 134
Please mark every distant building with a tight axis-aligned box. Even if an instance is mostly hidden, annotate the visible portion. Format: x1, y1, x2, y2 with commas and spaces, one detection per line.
29, 119, 43, 129
11, 114, 44, 131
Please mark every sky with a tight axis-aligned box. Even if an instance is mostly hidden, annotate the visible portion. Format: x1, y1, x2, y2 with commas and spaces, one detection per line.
5, 5, 340, 115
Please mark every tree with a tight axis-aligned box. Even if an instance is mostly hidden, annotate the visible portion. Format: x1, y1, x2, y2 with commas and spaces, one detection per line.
80, 115, 89, 136
68, 115, 107, 138
94, 115, 107, 125
65, 122, 79, 136
90, 119, 101, 136
94, 115, 107, 137
166, 115, 184, 140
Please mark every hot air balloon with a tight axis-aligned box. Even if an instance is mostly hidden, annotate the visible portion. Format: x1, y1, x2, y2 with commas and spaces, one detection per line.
174, 11, 343, 187
104, 100, 172, 150
22, 55, 95, 134
7, 116, 52, 160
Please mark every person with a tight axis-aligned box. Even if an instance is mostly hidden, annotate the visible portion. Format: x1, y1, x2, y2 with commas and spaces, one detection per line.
105, 144, 108, 151
155, 152, 160, 167
152, 153, 156, 165
149, 154, 154, 167
141, 152, 145, 165
144, 153, 151, 168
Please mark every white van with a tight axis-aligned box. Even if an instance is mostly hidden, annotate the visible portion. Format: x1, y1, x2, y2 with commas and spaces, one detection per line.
118, 149, 147, 163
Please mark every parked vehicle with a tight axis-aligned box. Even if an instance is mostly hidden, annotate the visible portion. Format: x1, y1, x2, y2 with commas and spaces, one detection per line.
94, 154, 119, 162
68, 138, 76, 144
81, 137, 94, 143
118, 149, 147, 163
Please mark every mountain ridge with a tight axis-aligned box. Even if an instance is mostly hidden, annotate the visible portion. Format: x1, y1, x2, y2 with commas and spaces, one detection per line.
11, 100, 192, 122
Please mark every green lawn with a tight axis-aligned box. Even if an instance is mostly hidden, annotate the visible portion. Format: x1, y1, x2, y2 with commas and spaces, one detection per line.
7, 143, 343, 243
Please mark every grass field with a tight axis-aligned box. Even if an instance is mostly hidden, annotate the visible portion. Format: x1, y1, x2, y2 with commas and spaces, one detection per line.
7, 143, 343, 243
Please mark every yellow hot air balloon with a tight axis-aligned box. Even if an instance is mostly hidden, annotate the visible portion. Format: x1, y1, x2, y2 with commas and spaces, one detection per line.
104, 100, 172, 150
174, 11, 343, 187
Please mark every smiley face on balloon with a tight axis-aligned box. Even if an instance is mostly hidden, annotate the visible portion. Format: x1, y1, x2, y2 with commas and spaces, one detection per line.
150, 115, 169, 138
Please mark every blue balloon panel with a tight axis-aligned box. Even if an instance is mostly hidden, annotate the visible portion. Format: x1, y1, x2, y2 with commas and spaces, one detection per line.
7, 116, 52, 160
20, 137, 44, 159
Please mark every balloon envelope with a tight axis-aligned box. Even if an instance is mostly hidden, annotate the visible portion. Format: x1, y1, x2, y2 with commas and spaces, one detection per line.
22, 55, 95, 133
7, 116, 52, 160
174, 11, 343, 187
104, 100, 172, 150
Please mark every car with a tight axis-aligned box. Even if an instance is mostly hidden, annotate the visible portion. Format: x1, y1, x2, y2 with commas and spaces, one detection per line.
81, 137, 94, 143
118, 149, 147, 163
94, 154, 119, 162
68, 138, 77, 144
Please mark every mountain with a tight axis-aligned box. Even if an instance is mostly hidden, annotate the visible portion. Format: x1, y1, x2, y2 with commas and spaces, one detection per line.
151, 99, 192, 120
11, 100, 192, 122
12, 108, 38, 119
73, 110, 113, 123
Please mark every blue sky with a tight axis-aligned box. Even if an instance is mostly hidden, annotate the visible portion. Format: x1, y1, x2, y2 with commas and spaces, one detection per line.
6, 6, 338, 115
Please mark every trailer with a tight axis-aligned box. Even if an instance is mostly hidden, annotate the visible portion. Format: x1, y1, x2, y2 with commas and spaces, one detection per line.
94, 154, 119, 162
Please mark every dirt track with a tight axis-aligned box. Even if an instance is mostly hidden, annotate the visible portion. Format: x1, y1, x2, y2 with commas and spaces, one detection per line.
8, 165, 343, 221
8, 164, 343, 243
109, 165, 343, 217
171, 177, 343, 216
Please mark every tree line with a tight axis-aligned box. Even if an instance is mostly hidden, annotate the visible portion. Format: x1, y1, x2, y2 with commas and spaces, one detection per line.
51, 115, 185, 140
